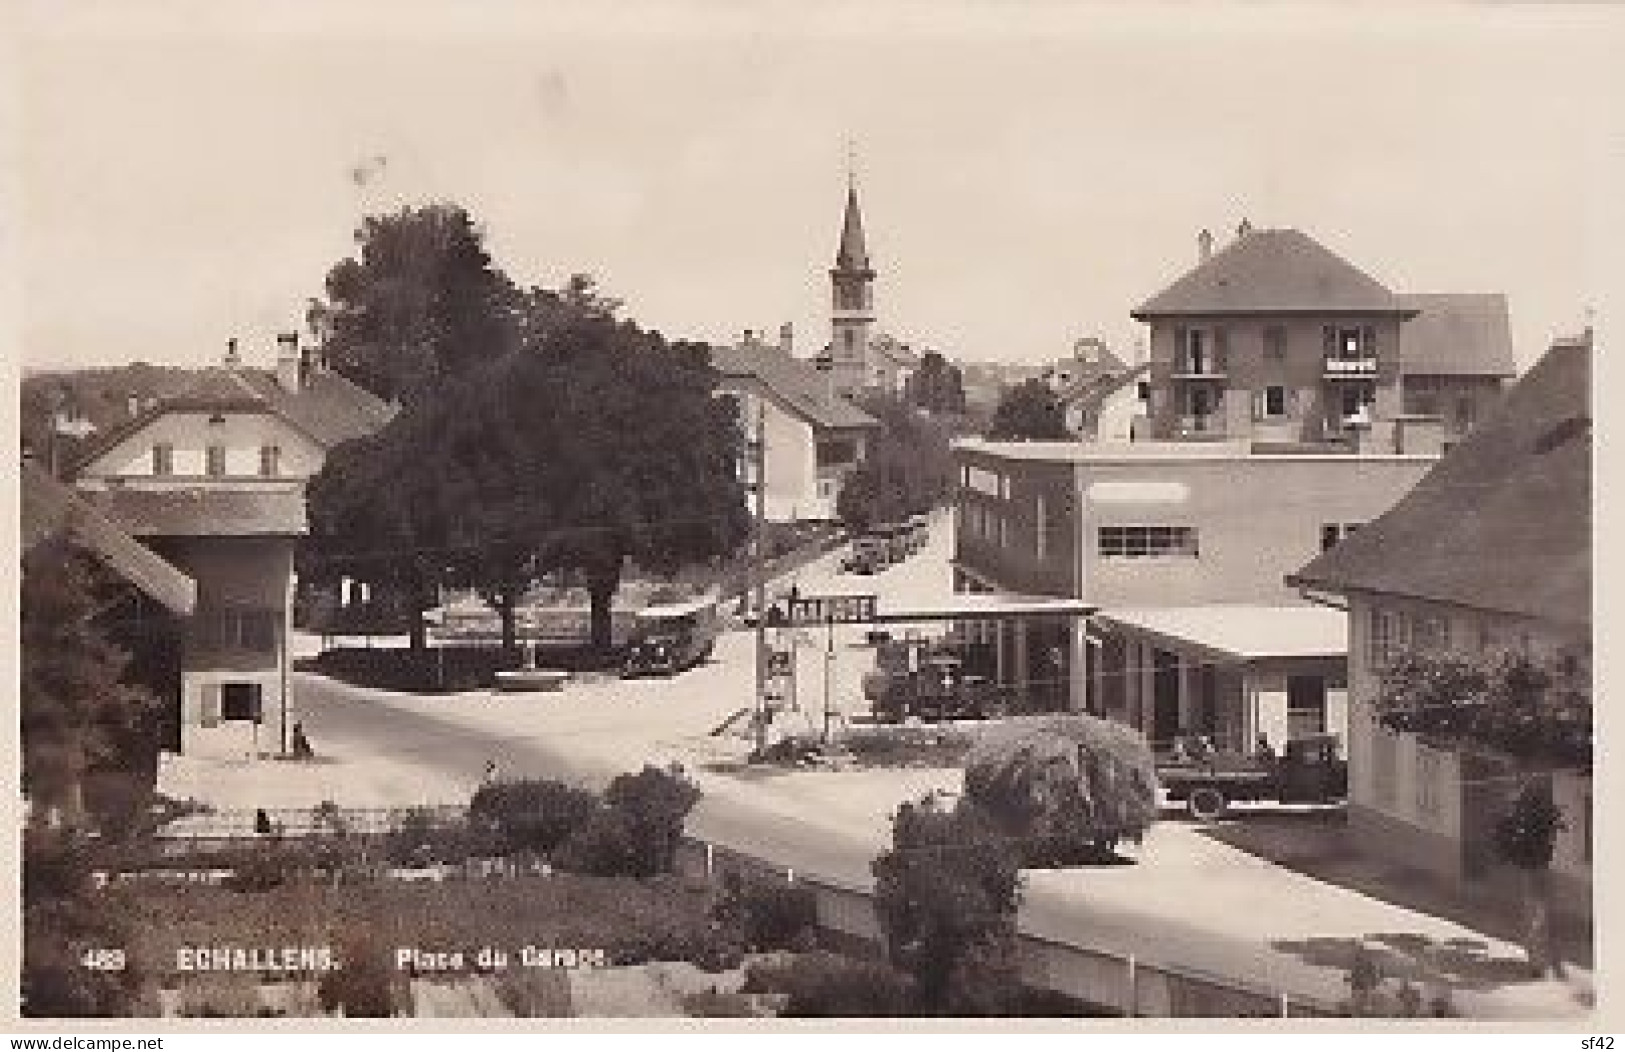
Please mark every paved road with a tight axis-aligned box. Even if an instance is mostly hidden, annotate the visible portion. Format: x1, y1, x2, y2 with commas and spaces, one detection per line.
161, 513, 1583, 1018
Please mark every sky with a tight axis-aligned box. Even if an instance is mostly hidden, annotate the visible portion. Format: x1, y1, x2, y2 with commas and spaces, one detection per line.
11, 1, 1625, 376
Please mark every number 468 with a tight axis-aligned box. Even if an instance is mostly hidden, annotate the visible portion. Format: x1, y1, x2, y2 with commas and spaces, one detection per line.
81, 948, 126, 971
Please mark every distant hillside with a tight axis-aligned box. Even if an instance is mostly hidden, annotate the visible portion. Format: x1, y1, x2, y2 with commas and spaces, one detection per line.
21, 363, 201, 472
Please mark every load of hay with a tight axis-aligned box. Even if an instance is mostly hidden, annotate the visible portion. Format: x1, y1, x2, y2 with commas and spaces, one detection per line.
962, 713, 1160, 867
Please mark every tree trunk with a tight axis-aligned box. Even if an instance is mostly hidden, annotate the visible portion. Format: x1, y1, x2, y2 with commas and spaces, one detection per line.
497, 594, 518, 657
585, 562, 621, 654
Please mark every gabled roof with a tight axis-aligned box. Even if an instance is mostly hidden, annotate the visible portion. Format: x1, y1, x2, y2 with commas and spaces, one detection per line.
68, 363, 393, 478
1133, 229, 1414, 319
85, 486, 309, 538
1288, 334, 1591, 628
710, 343, 880, 431
1397, 293, 1517, 378
21, 462, 197, 614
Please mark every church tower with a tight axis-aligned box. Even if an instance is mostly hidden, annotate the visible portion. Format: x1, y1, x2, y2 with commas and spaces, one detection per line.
829, 178, 876, 396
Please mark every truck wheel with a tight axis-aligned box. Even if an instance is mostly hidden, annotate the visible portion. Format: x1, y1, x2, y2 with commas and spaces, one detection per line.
1187, 788, 1228, 821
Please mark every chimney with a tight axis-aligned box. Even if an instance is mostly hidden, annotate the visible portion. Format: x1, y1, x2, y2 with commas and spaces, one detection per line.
224, 337, 240, 366
1198, 229, 1214, 262
779, 323, 794, 355
275, 332, 302, 392
1237, 217, 1254, 239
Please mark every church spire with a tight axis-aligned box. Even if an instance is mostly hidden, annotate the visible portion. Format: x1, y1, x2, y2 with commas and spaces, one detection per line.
835, 182, 870, 272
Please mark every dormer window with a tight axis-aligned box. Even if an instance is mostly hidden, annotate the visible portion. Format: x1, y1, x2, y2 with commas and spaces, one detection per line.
206, 444, 227, 477
259, 444, 282, 477
151, 443, 174, 476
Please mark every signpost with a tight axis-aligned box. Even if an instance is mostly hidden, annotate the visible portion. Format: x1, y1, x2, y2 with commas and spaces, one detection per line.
767, 592, 878, 628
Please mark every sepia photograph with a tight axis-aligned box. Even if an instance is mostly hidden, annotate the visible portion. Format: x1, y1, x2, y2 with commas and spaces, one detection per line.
7, 0, 1616, 1032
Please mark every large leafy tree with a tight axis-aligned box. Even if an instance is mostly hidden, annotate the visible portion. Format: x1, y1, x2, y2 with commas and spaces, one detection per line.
987, 378, 1070, 441
903, 351, 967, 415
307, 202, 519, 405
306, 290, 750, 654
835, 393, 956, 532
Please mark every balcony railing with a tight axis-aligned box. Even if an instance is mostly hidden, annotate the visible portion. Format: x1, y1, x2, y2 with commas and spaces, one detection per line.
1172, 357, 1227, 379
1324, 356, 1379, 377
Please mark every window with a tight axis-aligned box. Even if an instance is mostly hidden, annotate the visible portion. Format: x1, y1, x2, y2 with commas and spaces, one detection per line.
151, 443, 174, 476
259, 444, 281, 477
1136, 381, 1151, 402
1264, 385, 1287, 418
1098, 525, 1199, 558
205, 444, 227, 476
1287, 676, 1327, 738
220, 682, 263, 723
1320, 522, 1360, 552
1264, 326, 1286, 360
1035, 496, 1047, 562
1456, 395, 1476, 430
1369, 607, 1401, 669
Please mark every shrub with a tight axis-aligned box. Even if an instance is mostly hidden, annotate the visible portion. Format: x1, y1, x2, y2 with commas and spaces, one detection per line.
593, 765, 701, 878
386, 808, 489, 866
716, 878, 819, 953
871, 794, 1023, 1014
469, 778, 601, 856
556, 807, 641, 878
23, 899, 144, 1017
744, 951, 915, 1017
224, 848, 290, 894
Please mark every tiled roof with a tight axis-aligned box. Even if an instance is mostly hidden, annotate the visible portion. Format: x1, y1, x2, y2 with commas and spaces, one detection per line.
1288, 334, 1590, 628
1397, 293, 1517, 377
1133, 229, 1413, 318
21, 462, 197, 614
86, 486, 309, 538
68, 363, 393, 477
710, 344, 880, 431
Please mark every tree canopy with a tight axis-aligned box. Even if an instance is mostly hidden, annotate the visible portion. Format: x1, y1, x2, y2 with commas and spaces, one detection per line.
987, 378, 1070, 441
307, 202, 519, 405
903, 351, 966, 415
305, 282, 750, 652
835, 393, 956, 532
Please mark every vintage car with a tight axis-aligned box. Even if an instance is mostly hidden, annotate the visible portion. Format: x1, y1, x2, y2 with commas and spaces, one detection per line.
862, 639, 1007, 723
841, 535, 891, 575
1156, 733, 1349, 819
620, 595, 721, 678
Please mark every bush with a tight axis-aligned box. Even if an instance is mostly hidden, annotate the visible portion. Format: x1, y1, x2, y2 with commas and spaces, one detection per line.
556, 807, 641, 878
743, 951, 915, 1017
579, 765, 701, 878
716, 878, 819, 953
386, 808, 490, 866
23, 899, 144, 1017
469, 778, 601, 856
224, 848, 291, 894
871, 794, 1024, 1014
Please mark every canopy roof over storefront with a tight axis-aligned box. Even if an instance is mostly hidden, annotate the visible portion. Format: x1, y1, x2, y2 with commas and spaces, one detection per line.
1095, 605, 1348, 663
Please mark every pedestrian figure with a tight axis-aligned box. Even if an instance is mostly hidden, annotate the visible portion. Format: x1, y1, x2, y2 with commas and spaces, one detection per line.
254, 808, 273, 836
483, 759, 500, 784
290, 721, 313, 760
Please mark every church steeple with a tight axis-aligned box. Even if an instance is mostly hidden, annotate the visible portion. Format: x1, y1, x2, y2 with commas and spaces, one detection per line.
829, 171, 877, 395
835, 183, 870, 273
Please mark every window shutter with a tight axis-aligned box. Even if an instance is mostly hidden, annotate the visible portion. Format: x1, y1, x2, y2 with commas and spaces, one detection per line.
200, 684, 221, 728
1323, 326, 1336, 357
1361, 326, 1376, 357
1251, 390, 1263, 420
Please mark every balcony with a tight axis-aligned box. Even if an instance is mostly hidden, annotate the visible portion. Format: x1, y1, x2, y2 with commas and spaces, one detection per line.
1171, 356, 1227, 381
1324, 356, 1379, 378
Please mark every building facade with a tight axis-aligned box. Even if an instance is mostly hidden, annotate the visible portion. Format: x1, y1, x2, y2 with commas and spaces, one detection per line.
1132, 227, 1512, 450
68, 334, 393, 757
1288, 332, 1591, 911
712, 332, 880, 522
